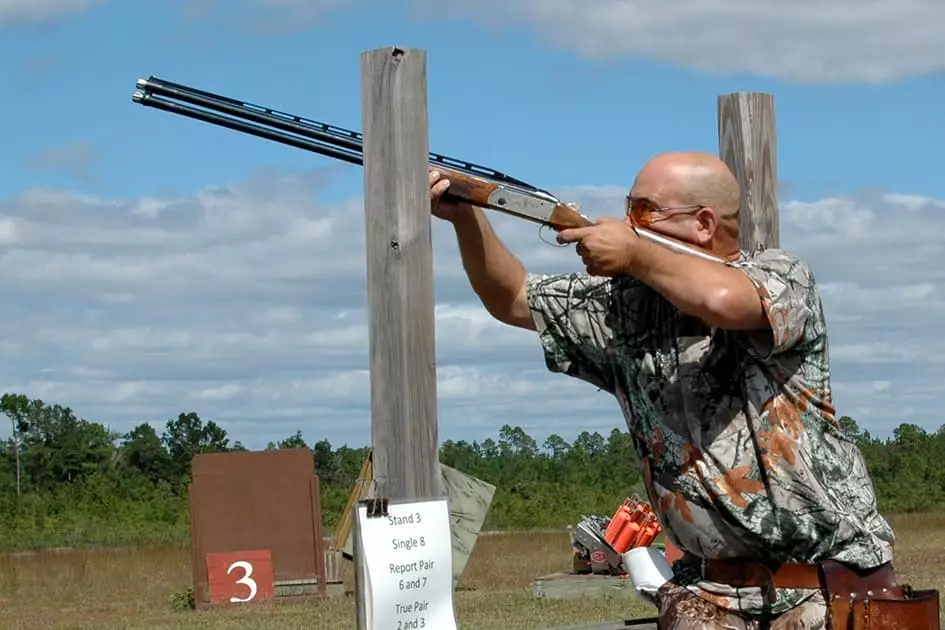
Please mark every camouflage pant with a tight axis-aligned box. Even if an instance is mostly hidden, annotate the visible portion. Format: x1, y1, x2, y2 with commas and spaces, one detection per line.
657, 581, 828, 629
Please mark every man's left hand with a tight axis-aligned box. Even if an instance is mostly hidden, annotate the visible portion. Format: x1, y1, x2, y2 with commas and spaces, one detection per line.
556, 217, 640, 277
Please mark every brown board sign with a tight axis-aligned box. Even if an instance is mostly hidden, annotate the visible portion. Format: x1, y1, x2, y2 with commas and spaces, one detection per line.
188, 448, 327, 607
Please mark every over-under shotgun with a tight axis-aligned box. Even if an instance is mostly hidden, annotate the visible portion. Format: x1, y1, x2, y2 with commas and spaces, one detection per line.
131, 76, 723, 263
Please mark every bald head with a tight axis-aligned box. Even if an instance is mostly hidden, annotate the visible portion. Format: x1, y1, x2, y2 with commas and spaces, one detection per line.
629, 151, 743, 253
637, 151, 741, 219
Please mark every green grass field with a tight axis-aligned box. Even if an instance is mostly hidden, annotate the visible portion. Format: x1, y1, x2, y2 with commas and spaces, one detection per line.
1, 513, 944, 629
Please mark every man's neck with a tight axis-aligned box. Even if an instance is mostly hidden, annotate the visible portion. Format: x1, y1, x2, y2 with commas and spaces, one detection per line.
707, 237, 742, 261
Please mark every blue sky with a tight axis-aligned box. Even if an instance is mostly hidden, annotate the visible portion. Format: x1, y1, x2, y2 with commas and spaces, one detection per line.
1, 0, 944, 450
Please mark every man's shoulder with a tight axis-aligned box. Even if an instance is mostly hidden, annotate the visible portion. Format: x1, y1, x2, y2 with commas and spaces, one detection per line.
731, 247, 814, 276
728, 247, 821, 303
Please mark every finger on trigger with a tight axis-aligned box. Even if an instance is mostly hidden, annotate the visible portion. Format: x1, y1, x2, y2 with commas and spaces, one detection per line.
556, 227, 586, 243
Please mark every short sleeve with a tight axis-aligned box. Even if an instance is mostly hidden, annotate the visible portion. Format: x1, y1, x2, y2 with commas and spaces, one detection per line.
525, 271, 624, 393
727, 248, 818, 357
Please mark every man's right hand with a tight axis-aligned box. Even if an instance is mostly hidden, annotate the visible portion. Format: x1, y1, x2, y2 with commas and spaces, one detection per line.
429, 169, 474, 223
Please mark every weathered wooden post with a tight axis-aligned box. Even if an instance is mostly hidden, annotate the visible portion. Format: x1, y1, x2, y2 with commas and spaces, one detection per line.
717, 92, 779, 251
359, 46, 440, 500
355, 47, 458, 630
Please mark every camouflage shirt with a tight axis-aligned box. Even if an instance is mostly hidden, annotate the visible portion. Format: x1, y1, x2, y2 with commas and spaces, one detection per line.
525, 247, 895, 617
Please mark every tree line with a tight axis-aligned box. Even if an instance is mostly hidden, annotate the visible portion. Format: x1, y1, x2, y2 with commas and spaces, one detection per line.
0, 392, 941, 551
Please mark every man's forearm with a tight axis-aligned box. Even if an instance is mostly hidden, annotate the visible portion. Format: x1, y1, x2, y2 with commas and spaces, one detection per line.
450, 207, 534, 329
626, 238, 767, 330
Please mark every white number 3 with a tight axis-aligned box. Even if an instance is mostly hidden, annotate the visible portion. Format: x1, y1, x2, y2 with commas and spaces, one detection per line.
227, 560, 258, 602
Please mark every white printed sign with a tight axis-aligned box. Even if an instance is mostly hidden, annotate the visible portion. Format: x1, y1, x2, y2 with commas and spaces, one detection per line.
355, 497, 458, 630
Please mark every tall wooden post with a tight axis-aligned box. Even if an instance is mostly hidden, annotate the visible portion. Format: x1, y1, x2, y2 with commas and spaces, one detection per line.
359, 46, 440, 500
717, 93, 779, 251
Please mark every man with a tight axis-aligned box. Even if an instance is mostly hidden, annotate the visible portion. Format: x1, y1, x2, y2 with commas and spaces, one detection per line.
428, 151, 897, 629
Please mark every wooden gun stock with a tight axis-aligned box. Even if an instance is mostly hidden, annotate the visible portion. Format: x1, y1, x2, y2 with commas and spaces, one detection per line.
438, 170, 593, 231
438, 171, 501, 207
548, 203, 595, 230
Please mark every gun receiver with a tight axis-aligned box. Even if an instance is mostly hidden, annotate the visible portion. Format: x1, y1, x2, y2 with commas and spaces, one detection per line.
130, 76, 722, 263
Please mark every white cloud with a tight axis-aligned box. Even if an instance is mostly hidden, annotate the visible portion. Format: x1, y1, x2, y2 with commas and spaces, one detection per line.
164, 0, 945, 83
167, 0, 945, 82
412, 0, 945, 83
0, 0, 105, 24
0, 169, 610, 448
0, 169, 939, 449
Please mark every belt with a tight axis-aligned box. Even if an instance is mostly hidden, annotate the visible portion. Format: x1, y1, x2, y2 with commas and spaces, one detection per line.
702, 558, 822, 589
691, 556, 941, 629
700, 557, 901, 594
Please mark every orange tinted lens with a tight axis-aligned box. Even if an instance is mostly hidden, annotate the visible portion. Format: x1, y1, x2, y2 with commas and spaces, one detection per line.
628, 198, 657, 226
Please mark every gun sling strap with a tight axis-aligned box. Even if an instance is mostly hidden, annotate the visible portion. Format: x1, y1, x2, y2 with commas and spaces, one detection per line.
697, 557, 941, 629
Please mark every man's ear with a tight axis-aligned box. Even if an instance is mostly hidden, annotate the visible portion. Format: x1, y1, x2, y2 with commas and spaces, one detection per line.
694, 206, 717, 245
